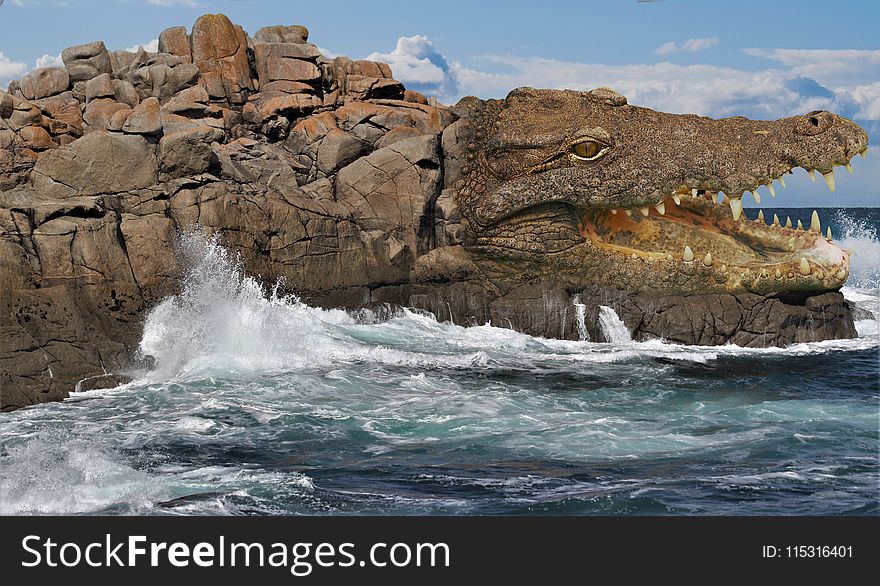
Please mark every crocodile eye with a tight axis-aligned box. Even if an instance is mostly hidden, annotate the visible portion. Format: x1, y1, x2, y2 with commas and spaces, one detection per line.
571, 140, 603, 160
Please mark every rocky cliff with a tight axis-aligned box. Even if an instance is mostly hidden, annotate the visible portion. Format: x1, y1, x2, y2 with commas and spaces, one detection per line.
0, 14, 857, 411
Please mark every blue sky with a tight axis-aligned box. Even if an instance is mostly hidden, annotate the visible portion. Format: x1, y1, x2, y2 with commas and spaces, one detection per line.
1, 0, 878, 206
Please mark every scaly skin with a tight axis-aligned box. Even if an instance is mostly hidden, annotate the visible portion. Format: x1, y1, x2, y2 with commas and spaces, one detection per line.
450, 87, 869, 297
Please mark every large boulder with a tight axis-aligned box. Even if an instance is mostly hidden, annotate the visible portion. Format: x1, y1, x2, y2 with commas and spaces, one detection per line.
253, 42, 322, 87
61, 41, 112, 82
125, 62, 200, 101
253, 25, 309, 44
158, 125, 225, 177
190, 13, 254, 103
158, 26, 193, 64
19, 67, 70, 100
122, 97, 161, 135
84, 73, 115, 102
32, 132, 157, 197
83, 98, 131, 131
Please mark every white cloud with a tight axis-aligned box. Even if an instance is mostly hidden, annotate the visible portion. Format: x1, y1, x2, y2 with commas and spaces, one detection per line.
367, 35, 459, 100
0, 51, 27, 90
447, 52, 880, 122
35, 52, 63, 68
682, 37, 719, 52
125, 38, 159, 53
654, 42, 678, 56
654, 37, 718, 56
744, 48, 880, 87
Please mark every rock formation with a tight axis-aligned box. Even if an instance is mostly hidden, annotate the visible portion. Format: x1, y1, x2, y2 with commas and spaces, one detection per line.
0, 14, 862, 411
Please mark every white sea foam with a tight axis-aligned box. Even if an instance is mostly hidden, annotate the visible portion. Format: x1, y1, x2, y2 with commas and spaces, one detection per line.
134, 228, 878, 386
0, 435, 167, 514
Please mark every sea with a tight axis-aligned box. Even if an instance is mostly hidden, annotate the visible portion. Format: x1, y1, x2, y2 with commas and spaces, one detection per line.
1, 208, 877, 515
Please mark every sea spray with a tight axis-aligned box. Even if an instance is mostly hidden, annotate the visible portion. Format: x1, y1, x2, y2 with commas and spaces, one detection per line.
139, 230, 358, 378
835, 209, 880, 288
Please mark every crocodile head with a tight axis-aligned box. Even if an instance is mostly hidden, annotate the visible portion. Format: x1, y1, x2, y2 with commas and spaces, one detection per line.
451, 87, 868, 296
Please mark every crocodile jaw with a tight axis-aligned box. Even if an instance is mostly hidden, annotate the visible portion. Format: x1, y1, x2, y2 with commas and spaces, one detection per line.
578, 188, 851, 294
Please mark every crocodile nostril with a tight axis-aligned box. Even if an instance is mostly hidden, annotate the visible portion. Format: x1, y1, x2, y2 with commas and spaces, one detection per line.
809, 116, 820, 127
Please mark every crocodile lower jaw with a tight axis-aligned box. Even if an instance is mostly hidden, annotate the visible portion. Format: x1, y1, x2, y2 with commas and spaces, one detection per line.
578, 188, 851, 293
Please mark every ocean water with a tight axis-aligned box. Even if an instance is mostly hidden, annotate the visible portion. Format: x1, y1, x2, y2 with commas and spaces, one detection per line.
1, 208, 877, 516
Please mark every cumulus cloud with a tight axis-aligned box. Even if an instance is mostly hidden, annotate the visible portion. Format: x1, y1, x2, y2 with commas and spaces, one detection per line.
0, 51, 27, 89
125, 38, 159, 53
655, 37, 719, 55
745, 48, 880, 121
357, 35, 880, 125
744, 48, 880, 87
35, 52, 63, 68
367, 35, 459, 100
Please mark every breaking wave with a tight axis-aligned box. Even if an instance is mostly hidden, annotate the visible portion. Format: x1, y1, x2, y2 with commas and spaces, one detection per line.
2, 222, 877, 516
835, 209, 880, 288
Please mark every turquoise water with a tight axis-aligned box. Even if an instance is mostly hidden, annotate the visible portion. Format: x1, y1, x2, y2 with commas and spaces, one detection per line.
1, 209, 877, 515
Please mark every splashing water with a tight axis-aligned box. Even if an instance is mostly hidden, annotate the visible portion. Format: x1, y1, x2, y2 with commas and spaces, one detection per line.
1, 219, 878, 516
835, 209, 880, 288
598, 306, 632, 343
573, 295, 590, 342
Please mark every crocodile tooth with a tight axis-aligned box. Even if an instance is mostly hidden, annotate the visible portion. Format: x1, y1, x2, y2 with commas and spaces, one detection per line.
756, 209, 765, 223
720, 264, 727, 273
672, 194, 681, 205
624, 209, 632, 216
775, 268, 782, 279
772, 213, 780, 227
846, 248, 854, 256
717, 192, 725, 204
750, 190, 761, 204
797, 219, 803, 230
610, 209, 618, 214
631, 253, 639, 260
785, 216, 792, 228
810, 210, 821, 233
666, 253, 673, 261
845, 162, 853, 174
787, 272, 794, 278
807, 169, 816, 182
821, 170, 835, 192
702, 252, 713, 267
778, 175, 786, 188
654, 202, 666, 215
682, 246, 694, 262
691, 188, 698, 197
761, 268, 769, 278
639, 206, 650, 217
729, 197, 742, 221
826, 227, 832, 240
767, 183, 776, 197
836, 268, 847, 280
799, 258, 811, 275
859, 147, 867, 158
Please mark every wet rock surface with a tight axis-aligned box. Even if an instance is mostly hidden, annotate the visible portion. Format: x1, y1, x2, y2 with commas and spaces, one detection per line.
0, 14, 857, 411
